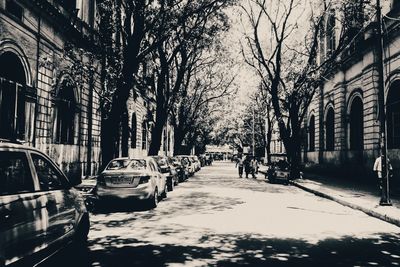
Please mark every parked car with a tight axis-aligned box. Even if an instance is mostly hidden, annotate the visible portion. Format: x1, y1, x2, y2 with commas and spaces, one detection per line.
151, 156, 178, 191
171, 156, 189, 182
175, 155, 195, 176
266, 161, 290, 185
192, 156, 202, 171
187, 156, 198, 172
205, 153, 213, 166
96, 157, 167, 208
0, 140, 89, 266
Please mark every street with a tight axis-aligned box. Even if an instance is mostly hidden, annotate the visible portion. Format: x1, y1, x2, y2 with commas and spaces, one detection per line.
41, 162, 400, 267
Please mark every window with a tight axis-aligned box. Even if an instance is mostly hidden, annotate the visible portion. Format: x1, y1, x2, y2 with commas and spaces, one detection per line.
55, 80, 76, 144
0, 52, 27, 140
131, 113, 137, 149
142, 121, 147, 150
387, 83, 400, 149
32, 154, 68, 191
326, 11, 336, 57
106, 159, 131, 170
349, 96, 363, 150
325, 107, 335, 151
6, 0, 23, 20
308, 115, 315, 152
0, 151, 33, 195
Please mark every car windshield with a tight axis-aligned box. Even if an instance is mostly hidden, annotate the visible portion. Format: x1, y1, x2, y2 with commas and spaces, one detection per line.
130, 160, 146, 170
106, 159, 146, 170
106, 159, 131, 170
156, 158, 168, 167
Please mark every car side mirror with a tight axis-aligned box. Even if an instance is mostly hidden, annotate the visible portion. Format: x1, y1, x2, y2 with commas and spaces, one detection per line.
70, 175, 82, 187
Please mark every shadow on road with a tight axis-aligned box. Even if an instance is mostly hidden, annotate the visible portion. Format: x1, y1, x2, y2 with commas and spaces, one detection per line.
41, 231, 400, 267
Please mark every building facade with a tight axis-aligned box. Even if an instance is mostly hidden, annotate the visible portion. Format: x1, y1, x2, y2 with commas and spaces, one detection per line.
0, 0, 102, 177
303, 1, 400, 177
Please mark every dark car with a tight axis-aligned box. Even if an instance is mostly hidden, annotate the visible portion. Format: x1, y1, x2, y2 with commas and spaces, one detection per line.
170, 157, 188, 182
151, 156, 179, 191
0, 140, 89, 266
175, 155, 195, 176
265, 154, 302, 185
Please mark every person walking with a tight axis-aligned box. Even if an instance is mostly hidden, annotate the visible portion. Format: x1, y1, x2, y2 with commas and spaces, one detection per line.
236, 156, 244, 178
244, 156, 251, 178
373, 155, 393, 204
250, 157, 258, 178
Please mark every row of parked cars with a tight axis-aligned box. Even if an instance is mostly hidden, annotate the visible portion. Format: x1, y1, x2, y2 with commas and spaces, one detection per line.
0, 139, 203, 266
93, 154, 202, 209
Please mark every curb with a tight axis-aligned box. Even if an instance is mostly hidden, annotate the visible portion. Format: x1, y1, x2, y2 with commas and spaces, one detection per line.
290, 180, 400, 228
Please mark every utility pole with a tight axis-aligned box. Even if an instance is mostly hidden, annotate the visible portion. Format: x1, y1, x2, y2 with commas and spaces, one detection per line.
252, 107, 255, 157
376, 0, 391, 206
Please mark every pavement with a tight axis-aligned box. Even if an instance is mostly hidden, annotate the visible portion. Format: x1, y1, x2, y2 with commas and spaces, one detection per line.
257, 165, 400, 228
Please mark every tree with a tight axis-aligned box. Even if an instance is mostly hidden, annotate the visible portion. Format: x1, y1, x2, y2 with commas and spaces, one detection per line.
96, 0, 184, 165
147, 0, 236, 155
241, 88, 275, 160
241, 0, 369, 178
170, 46, 236, 155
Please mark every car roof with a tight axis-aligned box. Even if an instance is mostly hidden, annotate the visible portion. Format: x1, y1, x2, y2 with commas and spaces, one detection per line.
0, 142, 47, 154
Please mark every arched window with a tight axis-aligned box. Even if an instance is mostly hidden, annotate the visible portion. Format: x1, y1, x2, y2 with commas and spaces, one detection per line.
349, 96, 363, 150
308, 115, 315, 152
55, 79, 76, 144
142, 121, 147, 150
131, 113, 137, 149
326, 11, 336, 57
326, 107, 335, 151
387, 81, 400, 149
0, 51, 26, 140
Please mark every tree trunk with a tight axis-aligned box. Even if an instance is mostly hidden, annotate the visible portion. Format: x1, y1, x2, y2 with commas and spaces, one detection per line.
173, 129, 185, 155
266, 128, 272, 164
148, 103, 168, 155
101, 116, 119, 170
121, 109, 129, 157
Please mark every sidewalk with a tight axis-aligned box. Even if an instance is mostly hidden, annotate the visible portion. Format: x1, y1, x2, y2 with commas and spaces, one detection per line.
290, 173, 400, 228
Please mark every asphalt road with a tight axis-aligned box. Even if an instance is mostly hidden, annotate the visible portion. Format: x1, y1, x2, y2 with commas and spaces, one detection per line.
41, 161, 400, 267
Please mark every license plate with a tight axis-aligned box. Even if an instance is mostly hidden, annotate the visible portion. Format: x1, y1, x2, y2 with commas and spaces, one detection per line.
112, 177, 132, 184
276, 171, 289, 178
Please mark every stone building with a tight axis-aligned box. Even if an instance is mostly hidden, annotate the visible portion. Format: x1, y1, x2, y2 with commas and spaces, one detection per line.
0, 0, 102, 177
303, 1, 400, 178
125, 86, 174, 158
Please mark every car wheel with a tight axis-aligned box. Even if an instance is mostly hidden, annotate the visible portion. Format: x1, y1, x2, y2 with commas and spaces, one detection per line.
168, 180, 174, 192
161, 183, 168, 198
150, 188, 158, 209
74, 213, 90, 243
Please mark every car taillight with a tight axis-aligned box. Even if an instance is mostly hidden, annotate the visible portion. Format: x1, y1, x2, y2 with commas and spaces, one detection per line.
97, 175, 106, 186
139, 176, 150, 184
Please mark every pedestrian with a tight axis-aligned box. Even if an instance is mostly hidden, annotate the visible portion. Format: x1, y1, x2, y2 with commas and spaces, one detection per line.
373, 155, 393, 204
236, 156, 244, 178
250, 157, 258, 178
244, 155, 251, 178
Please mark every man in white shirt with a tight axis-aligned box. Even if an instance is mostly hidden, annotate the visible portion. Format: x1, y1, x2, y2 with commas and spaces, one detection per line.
373, 155, 393, 204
